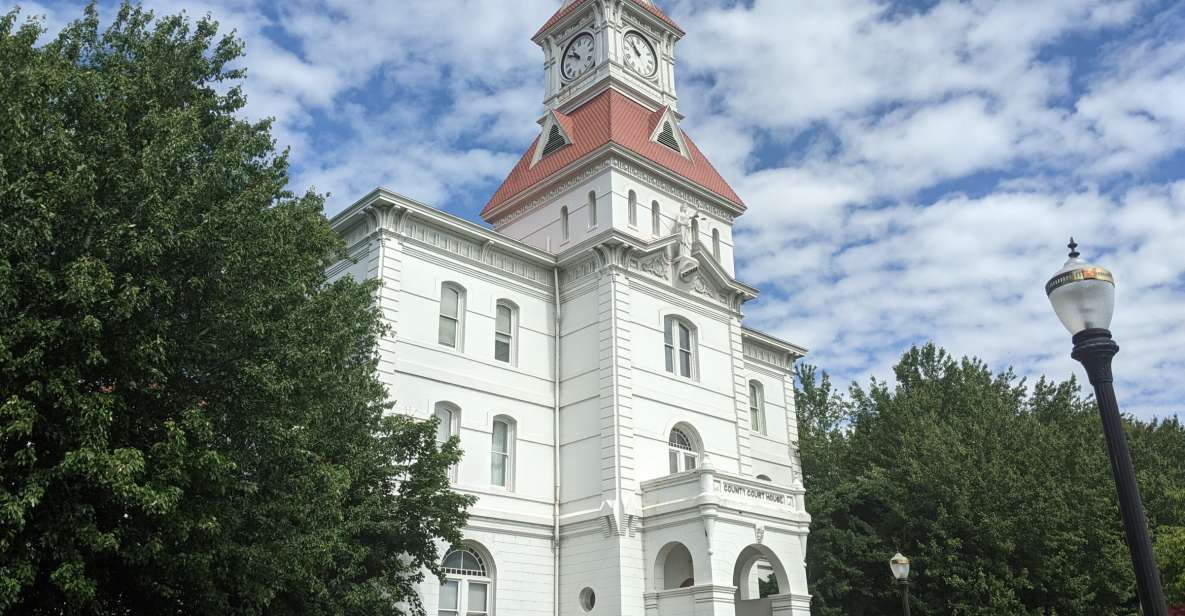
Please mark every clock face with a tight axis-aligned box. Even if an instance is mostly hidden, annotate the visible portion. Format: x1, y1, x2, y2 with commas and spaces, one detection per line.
623, 31, 657, 78
561, 33, 596, 81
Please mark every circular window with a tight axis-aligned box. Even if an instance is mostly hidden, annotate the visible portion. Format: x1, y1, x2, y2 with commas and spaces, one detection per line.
579, 587, 596, 612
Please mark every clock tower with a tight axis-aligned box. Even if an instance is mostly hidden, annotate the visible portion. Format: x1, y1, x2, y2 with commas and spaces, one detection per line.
537, 0, 683, 113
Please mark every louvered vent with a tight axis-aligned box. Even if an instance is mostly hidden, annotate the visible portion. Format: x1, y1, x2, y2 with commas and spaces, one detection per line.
540, 124, 569, 157
656, 121, 681, 152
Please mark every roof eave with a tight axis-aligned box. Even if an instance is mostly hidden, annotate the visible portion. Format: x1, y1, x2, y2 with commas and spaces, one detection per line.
484, 145, 745, 224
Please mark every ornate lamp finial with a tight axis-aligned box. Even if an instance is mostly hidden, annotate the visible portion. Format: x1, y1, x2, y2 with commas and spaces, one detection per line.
1068, 237, 1080, 259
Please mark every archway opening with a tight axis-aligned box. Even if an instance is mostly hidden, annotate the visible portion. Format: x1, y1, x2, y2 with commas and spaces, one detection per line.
654, 541, 695, 590
732, 544, 789, 604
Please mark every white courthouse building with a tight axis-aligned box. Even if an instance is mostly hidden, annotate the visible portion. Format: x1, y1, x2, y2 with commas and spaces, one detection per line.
328, 1, 812, 614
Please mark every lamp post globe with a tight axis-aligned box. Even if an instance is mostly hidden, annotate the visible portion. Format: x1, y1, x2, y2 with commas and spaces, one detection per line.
889, 553, 911, 616
1044, 239, 1167, 616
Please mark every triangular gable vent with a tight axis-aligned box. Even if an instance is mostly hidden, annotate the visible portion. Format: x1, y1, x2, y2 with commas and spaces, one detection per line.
541, 124, 569, 157
656, 121, 681, 152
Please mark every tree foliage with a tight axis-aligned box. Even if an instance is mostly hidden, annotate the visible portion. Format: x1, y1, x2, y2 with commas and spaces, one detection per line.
0, 4, 472, 613
797, 344, 1185, 615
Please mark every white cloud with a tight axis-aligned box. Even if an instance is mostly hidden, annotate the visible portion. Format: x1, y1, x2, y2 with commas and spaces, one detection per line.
9, 0, 1185, 417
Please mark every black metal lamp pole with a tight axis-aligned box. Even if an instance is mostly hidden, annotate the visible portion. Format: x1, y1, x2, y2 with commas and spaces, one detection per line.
890, 553, 912, 616
1047, 239, 1167, 615
1071, 327, 1167, 616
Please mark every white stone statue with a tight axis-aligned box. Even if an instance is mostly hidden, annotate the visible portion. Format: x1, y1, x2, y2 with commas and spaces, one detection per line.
675, 204, 697, 254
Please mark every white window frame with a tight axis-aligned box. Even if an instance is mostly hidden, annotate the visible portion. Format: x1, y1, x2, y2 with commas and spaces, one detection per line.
668, 426, 700, 474
494, 300, 517, 364
490, 416, 516, 490
434, 402, 460, 482
440, 547, 493, 616
628, 190, 638, 227
663, 316, 697, 380
438, 283, 466, 350
587, 190, 597, 228
749, 380, 766, 435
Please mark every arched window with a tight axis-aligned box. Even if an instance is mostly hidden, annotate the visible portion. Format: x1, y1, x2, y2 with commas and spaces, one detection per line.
651, 201, 661, 235
494, 301, 516, 364
628, 190, 638, 227
668, 426, 700, 473
561, 206, 569, 241
712, 228, 721, 259
749, 380, 766, 435
664, 316, 695, 379
435, 402, 460, 482
588, 190, 597, 228
491, 416, 516, 489
756, 474, 772, 482
439, 283, 465, 349
440, 546, 492, 616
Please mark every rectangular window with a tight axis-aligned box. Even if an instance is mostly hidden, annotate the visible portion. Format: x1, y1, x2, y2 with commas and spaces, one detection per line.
494, 304, 513, 363
491, 420, 509, 487
439, 580, 459, 616
749, 381, 765, 434
664, 323, 675, 372
467, 582, 488, 616
435, 408, 452, 444
439, 287, 461, 347
678, 323, 692, 378
669, 450, 679, 474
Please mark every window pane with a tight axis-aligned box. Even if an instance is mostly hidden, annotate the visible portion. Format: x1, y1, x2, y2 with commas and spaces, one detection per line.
664, 345, 674, 373
679, 323, 690, 351
751, 408, 761, 431
435, 409, 452, 443
440, 580, 459, 610
492, 421, 508, 454
685, 454, 697, 470
441, 288, 459, 318
467, 582, 488, 614
439, 317, 457, 347
495, 338, 510, 362
492, 453, 506, 486
669, 450, 679, 473
680, 350, 691, 377
496, 306, 511, 334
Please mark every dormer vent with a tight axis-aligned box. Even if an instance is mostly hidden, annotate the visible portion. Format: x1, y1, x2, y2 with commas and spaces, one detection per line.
541, 124, 569, 157
656, 121, 681, 152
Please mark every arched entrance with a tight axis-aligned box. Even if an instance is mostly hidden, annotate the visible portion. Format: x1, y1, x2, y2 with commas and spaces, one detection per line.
732, 544, 790, 615
653, 541, 696, 590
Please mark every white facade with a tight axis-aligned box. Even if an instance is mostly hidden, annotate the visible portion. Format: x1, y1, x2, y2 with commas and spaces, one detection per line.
328, 2, 811, 614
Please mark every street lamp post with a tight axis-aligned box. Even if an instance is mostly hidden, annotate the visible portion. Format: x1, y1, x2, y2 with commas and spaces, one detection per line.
1045, 239, 1167, 616
890, 552, 911, 616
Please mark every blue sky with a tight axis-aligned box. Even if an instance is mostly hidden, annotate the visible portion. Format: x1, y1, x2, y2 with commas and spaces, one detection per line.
10, 0, 1185, 419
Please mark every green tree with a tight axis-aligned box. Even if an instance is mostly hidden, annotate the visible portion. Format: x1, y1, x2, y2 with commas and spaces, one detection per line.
0, 4, 472, 614
797, 343, 1185, 616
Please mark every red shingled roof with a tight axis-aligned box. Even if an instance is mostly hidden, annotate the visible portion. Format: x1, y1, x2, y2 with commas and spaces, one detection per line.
535, 0, 684, 40
482, 90, 744, 221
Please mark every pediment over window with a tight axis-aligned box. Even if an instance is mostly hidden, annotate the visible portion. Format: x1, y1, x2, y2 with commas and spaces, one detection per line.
621, 234, 756, 309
